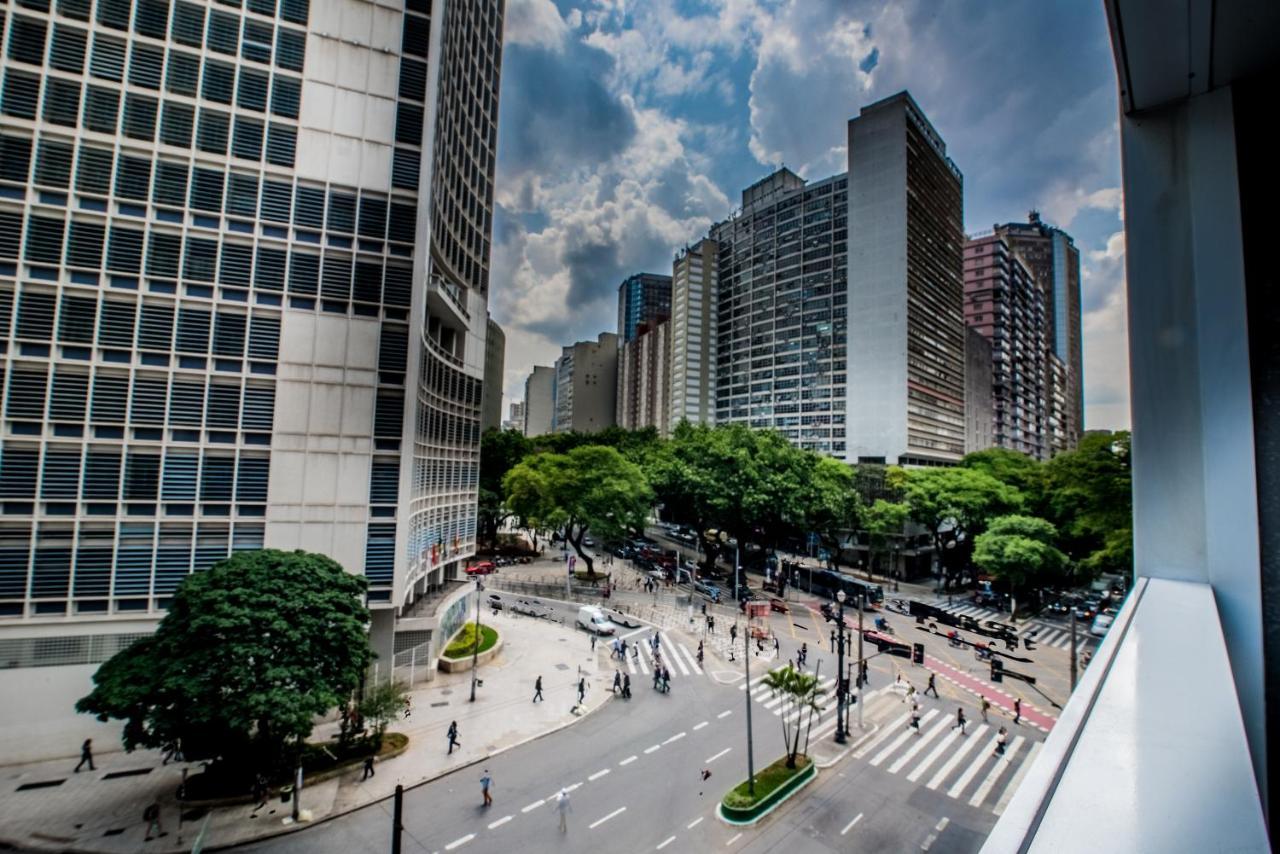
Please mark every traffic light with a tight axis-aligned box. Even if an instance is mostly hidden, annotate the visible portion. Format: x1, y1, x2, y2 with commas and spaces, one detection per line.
991, 657, 1004, 683
912, 642, 925, 665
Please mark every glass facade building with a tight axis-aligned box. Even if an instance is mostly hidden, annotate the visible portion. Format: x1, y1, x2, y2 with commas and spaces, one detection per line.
615, 271, 670, 344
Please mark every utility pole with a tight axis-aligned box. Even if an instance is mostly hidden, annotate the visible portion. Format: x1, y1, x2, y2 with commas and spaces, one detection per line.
391, 784, 404, 854
835, 590, 847, 743
857, 588, 865, 732
469, 579, 483, 702
743, 613, 755, 797
1069, 608, 1078, 692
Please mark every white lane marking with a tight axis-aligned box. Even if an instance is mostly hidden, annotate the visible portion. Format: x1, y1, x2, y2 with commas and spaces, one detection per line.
693, 721, 709, 731
664, 731, 686, 745
626, 655, 638, 675
620, 627, 648, 640
619, 755, 638, 766
906, 725, 963, 782
920, 833, 937, 851
589, 806, 626, 829
993, 740, 1042, 816
589, 768, 611, 781
968, 735, 1025, 806
925, 724, 988, 790
444, 834, 475, 850
726, 832, 743, 846
935, 817, 950, 833
564, 782, 582, 793
487, 815, 512, 829
644, 744, 661, 754
687, 817, 704, 829
718, 709, 733, 719
947, 735, 1002, 799
841, 813, 864, 835
521, 799, 545, 813
854, 711, 912, 758
677, 642, 704, 675
635, 648, 650, 675
705, 747, 731, 763
656, 836, 677, 850
871, 709, 939, 766
889, 717, 950, 774
663, 634, 689, 676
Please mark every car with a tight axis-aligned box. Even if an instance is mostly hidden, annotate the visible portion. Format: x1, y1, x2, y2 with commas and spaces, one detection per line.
583, 536, 595, 547
768, 597, 789, 614
694, 580, 720, 599
1090, 613, 1114, 637
465, 561, 496, 576
1074, 601, 1098, 620
577, 605, 617, 635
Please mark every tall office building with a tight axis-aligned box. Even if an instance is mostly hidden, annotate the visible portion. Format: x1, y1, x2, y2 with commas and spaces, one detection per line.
994, 212, 1083, 453
669, 238, 717, 430
0, 0, 505, 760
522, 365, 554, 437
503, 400, 523, 432
616, 319, 669, 435
964, 234, 1049, 459
847, 91, 966, 465
480, 315, 504, 433
711, 168, 848, 456
965, 327, 994, 454
553, 332, 618, 434
615, 272, 670, 343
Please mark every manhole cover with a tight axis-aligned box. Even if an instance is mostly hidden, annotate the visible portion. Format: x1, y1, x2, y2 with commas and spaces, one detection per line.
15, 780, 64, 791
430, 701, 448, 707
440, 689, 453, 695
555, 663, 570, 671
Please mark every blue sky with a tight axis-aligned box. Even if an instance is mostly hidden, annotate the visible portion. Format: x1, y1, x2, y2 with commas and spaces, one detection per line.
491, 0, 1131, 431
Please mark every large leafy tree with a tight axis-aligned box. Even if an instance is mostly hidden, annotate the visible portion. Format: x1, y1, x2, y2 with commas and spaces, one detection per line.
1043, 431, 1133, 577
503, 444, 652, 578
478, 428, 533, 548
962, 448, 1046, 511
863, 499, 911, 579
799, 456, 863, 573
77, 550, 371, 780
973, 515, 1070, 594
903, 467, 1024, 587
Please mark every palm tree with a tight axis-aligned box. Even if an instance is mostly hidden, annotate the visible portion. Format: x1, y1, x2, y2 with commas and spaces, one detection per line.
760, 665, 825, 768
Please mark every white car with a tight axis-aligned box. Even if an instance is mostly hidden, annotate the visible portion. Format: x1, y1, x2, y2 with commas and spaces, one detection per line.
1090, 613, 1114, 637
576, 605, 617, 635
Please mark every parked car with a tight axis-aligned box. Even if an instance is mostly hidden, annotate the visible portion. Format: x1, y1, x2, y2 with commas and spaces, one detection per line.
465, 561, 496, 576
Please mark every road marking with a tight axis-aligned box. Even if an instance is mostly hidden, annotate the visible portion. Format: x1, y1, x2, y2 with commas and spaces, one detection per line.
871, 709, 939, 765
968, 735, 1024, 806
589, 806, 626, 829
854, 711, 912, 758
620, 627, 648, 640
521, 799, 545, 813
694, 721, 709, 731
687, 817, 704, 829
664, 731, 686, 745
589, 768, 610, 781
840, 813, 864, 835
993, 740, 1042, 815
564, 782, 582, 793
726, 832, 743, 846
444, 834, 475, 850
487, 815, 512, 829
889, 717, 950, 774
906, 725, 963, 782
718, 709, 733, 718
935, 817, 950, 833
921, 833, 937, 851
645, 744, 661, 754
656, 836, 677, 850
925, 724, 988, 790
705, 747, 731, 763
948, 735, 1002, 798
619, 755, 637, 766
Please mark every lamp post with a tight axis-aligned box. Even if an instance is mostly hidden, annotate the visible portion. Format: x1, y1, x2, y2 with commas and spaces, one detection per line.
856, 587, 864, 731
835, 589, 847, 743
469, 578, 483, 702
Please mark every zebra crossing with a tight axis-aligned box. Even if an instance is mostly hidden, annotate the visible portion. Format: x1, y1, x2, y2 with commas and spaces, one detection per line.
930, 602, 1090, 651
619, 632, 705, 679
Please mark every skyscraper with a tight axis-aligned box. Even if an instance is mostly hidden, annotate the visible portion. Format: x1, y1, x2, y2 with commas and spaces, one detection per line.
0, 0, 505, 759
480, 315, 505, 433
522, 366, 555, 437
616, 320, 669, 435
615, 272, 671, 343
553, 332, 618, 434
846, 92, 966, 465
994, 212, 1084, 453
669, 238, 717, 430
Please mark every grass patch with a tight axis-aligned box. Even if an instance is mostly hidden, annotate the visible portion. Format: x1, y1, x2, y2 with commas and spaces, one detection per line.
573, 570, 607, 582
722, 755, 812, 810
443, 623, 498, 659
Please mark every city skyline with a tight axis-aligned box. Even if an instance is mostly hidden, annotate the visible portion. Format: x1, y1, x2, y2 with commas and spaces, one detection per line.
491, 0, 1128, 432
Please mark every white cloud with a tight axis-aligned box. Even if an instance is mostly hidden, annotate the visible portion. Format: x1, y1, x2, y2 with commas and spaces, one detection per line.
504, 0, 570, 52
1080, 229, 1130, 430
1040, 184, 1123, 229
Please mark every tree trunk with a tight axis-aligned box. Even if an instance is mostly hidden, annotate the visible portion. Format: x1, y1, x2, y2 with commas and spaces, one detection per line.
570, 523, 594, 578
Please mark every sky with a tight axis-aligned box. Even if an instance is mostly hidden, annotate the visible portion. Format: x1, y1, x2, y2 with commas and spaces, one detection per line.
489, 0, 1131, 432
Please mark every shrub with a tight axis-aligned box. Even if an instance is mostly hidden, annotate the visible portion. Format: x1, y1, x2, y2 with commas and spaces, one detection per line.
722, 755, 812, 810
443, 623, 498, 658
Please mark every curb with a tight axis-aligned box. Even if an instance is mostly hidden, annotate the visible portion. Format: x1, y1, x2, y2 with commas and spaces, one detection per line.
716, 761, 818, 826
814, 722, 881, 769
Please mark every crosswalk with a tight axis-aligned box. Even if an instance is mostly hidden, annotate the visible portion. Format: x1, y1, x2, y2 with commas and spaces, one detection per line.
618, 632, 706, 679
928, 602, 1092, 652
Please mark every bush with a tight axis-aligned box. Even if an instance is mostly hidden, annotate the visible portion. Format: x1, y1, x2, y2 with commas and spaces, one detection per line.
722, 755, 812, 810
443, 623, 498, 659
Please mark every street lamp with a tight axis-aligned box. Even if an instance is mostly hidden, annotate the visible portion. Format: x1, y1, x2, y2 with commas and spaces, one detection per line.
469, 578, 483, 702
835, 589, 847, 743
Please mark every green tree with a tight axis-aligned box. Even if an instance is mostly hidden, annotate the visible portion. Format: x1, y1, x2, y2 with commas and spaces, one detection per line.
759, 664, 825, 768
799, 456, 863, 573
76, 550, 371, 781
504, 444, 652, 578
479, 428, 533, 548
973, 515, 1070, 597
863, 499, 911, 579
962, 448, 1045, 511
903, 467, 1024, 587
357, 680, 408, 751
1043, 431, 1133, 577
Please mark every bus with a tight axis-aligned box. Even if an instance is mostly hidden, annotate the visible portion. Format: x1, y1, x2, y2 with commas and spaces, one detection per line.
803, 569, 884, 606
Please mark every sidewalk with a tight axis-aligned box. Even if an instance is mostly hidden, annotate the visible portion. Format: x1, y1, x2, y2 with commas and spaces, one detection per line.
0, 608, 614, 854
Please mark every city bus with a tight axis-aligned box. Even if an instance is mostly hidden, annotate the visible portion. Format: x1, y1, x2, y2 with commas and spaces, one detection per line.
801, 568, 885, 606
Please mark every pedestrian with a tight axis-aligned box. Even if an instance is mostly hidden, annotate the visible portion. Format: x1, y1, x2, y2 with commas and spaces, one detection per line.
653, 667, 662, 690
623, 673, 631, 699
591, 633, 597, 652
73, 737, 93, 773
909, 701, 921, 734
613, 670, 622, 694
925, 672, 939, 698
708, 615, 715, 634
142, 799, 165, 841
701, 603, 707, 617
533, 675, 544, 703
661, 666, 671, 693
480, 769, 493, 807
577, 677, 586, 705
447, 721, 460, 755
556, 788, 571, 832
800, 642, 808, 667
994, 726, 1008, 757
362, 755, 375, 780
953, 707, 967, 734
697, 640, 704, 665
980, 696, 991, 722
773, 636, 780, 655
905, 683, 916, 704
730, 624, 738, 642
1014, 698, 1022, 725
403, 695, 412, 720
252, 773, 269, 809
620, 638, 628, 659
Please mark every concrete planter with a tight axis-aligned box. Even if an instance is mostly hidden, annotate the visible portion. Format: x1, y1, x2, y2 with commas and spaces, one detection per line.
438, 635, 503, 672
718, 759, 817, 825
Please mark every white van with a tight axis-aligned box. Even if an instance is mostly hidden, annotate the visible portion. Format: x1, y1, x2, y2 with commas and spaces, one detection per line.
577, 605, 617, 636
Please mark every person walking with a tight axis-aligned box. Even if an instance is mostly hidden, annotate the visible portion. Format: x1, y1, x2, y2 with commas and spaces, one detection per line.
980, 696, 991, 722
994, 726, 1009, 757
773, 635, 780, 656
905, 682, 917, 704
74, 738, 95, 773
1014, 698, 1022, 725
909, 701, 921, 734
362, 754, 375, 780
859, 660, 869, 687
708, 614, 715, 634
480, 770, 493, 807
799, 643, 808, 668
662, 666, 671, 693
533, 676, 544, 703
447, 721, 460, 755
730, 624, 738, 643
622, 673, 631, 699
590, 633, 597, 653
697, 640, 704, 665
142, 799, 165, 841
925, 672, 939, 698
613, 670, 622, 694
953, 707, 967, 735
577, 677, 586, 705
653, 666, 662, 690
556, 788, 572, 832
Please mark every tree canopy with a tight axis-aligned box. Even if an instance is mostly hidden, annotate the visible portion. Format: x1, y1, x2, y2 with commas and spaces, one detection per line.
903, 466, 1024, 585
973, 514, 1070, 592
1042, 431, 1132, 577
76, 549, 371, 779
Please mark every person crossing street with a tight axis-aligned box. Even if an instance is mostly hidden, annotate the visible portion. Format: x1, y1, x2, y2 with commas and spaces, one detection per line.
447, 721, 460, 755
980, 696, 991, 722
613, 670, 622, 694
994, 726, 1009, 757
533, 676, 543, 703
925, 672, 939, 698
953, 707, 967, 735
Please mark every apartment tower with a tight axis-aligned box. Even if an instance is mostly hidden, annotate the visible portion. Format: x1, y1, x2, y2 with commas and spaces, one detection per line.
522, 365, 554, 437
615, 272, 670, 343
552, 332, 618, 434
615, 319, 669, 435
669, 238, 717, 430
480, 315, 504, 432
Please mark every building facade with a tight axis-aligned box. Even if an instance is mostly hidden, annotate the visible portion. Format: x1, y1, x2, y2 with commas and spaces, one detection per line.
964, 234, 1049, 459
711, 168, 849, 457
0, 0, 505, 760
964, 326, 994, 454
480, 315, 504, 432
616, 319, 669, 435
522, 366, 554, 437
503, 400, 523, 432
669, 239, 717, 430
846, 91, 966, 466
553, 332, 617, 434
615, 272, 671, 344
993, 212, 1083, 453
